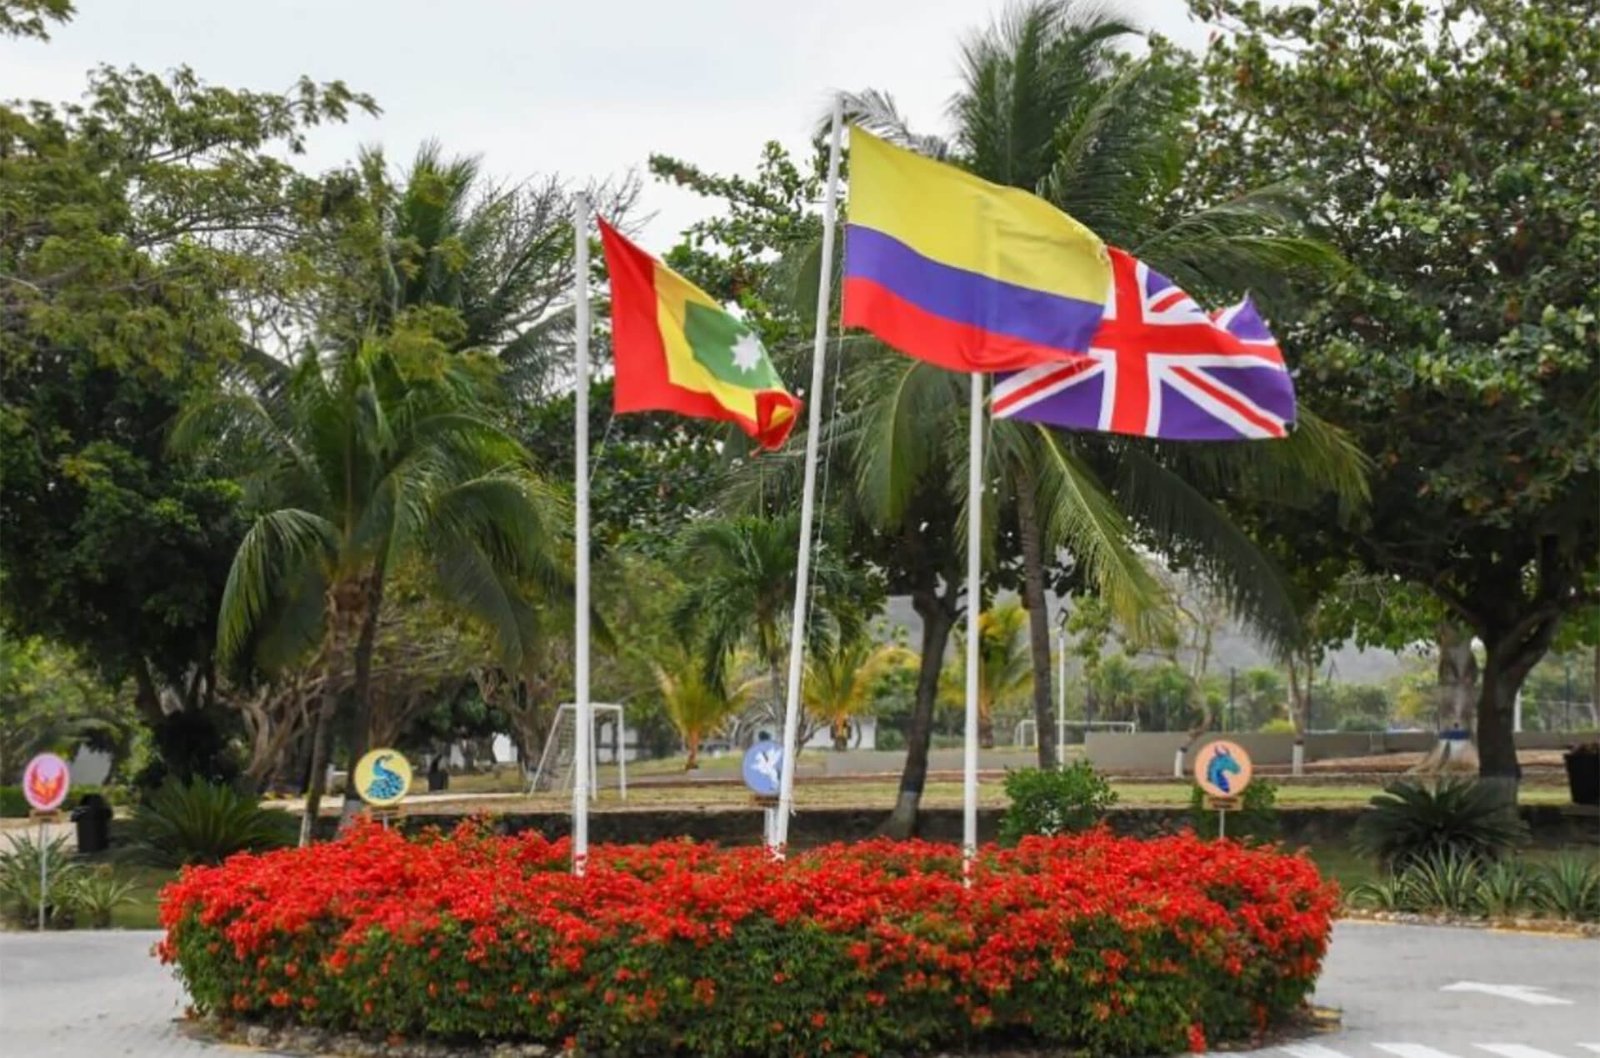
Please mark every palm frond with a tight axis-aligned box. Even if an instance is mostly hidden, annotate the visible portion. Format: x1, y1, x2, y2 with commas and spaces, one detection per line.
217, 510, 338, 668
1146, 408, 1370, 518
1031, 429, 1171, 643
837, 90, 952, 158
851, 355, 963, 528
1112, 446, 1300, 653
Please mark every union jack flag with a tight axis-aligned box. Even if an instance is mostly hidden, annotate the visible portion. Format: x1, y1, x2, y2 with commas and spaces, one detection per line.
991, 248, 1296, 441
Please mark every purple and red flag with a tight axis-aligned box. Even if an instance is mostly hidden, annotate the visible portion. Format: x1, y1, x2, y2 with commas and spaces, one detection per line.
991, 248, 1296, 441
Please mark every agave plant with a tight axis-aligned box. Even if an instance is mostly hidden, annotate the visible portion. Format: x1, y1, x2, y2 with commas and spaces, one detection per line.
124, 779, 296, 868
1475, 859, 1538, 920
0, 833, 83, 926
1536, 856, 1600, 922
1352, 779, 1529, 869
1397, 849, 1487, 916
68, 867, 140, 928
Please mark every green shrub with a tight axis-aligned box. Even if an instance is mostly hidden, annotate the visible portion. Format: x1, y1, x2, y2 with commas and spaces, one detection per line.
162, 826, 1338, 1057
999, 762, 1117, 843
1535, 856, 1600, 921
124, 778, 295, 868
1188, 779, 1279, 843
1258, 718, 1296, 735
0, 786, 26, 818
0, 833, 84, 926
1352, 779, 1528, 868
0, 783, 116, 818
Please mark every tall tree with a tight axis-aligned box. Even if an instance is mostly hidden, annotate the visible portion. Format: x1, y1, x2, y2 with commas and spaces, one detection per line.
173, 336, 563, 841
1192, 0, 1600, 799
1, 12, 376, 778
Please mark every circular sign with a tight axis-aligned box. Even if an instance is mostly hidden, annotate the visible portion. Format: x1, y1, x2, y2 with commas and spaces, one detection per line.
352, 749, 413, 807
22, 752, 71, 813
741, 741, 783, 798
1193, 740, 1253, 799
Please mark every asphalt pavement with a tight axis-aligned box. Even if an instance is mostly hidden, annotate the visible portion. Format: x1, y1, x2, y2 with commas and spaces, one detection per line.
0, 922, 1595, 1057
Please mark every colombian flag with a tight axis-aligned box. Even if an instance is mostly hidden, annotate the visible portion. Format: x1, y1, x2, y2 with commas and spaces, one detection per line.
842, 129, 1112, 373
599, 219, 800, 450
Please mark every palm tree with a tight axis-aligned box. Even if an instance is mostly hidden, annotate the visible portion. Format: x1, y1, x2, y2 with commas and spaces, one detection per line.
842, 0, 1365, 783
804, 636, 914, 751
940, 601, 1034, 748
173, 340, 564, 843
653, 651, 758, 770
672, 514, 873, 735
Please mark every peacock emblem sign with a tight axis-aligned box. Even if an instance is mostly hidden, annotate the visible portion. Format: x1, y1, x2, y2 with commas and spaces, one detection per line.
353, 749, 414, 808
22, 752, 71, 813
1193, 740, 1253, 800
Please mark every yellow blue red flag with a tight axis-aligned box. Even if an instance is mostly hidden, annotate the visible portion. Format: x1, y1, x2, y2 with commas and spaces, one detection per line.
841, 128, 1112, 373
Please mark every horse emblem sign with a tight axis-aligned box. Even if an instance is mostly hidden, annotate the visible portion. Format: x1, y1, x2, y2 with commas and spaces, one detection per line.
22, 752, 71, 813
353, 749, 413, 807
1193, 740, 1253, 799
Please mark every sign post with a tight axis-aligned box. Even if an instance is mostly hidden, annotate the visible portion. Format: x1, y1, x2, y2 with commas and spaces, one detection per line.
352, 748, 413, 827
22, 753, 71, 930
1192, 740, 1253, 840
742, 741, 784, 847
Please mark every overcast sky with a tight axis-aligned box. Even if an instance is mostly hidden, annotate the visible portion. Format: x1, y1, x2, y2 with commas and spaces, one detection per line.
4, 0, 1204, 251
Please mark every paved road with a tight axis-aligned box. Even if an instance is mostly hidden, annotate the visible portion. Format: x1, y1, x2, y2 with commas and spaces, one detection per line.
0, 922, 1595, 1057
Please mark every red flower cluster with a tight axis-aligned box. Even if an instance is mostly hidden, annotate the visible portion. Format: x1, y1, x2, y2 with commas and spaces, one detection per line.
159, 823, 1336, 1057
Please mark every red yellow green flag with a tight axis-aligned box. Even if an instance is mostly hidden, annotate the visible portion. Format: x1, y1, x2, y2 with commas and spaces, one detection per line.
598, 219, 800, 450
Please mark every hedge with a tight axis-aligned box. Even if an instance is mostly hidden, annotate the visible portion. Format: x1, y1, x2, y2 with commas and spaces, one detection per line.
159, 822, 1336, 1057
0, 784, 112, 818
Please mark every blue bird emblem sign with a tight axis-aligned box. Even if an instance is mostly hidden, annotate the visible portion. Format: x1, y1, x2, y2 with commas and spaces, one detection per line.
742, 741, 783, 798
354, 748, 413, 807
1193, 740, 1253, 800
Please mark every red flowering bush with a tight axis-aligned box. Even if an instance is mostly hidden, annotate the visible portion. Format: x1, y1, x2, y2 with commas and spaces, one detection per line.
159, 823, 1335, 1057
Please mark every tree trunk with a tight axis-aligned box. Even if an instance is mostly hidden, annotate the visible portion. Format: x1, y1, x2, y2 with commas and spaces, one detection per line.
131, 656, 166, 728
1014, 469, 1059, 770
1436, 620, 1479, 730
832, 719, 850, 752
1476, 616, 1559, 805
882, 589, 955, 839
298, 681, 340, 847
1475, 657, 1520, 805
978, 708, 995, 750
339, 572, 388, 827
1286, 651, 1310, 776
685, 732, 700, 771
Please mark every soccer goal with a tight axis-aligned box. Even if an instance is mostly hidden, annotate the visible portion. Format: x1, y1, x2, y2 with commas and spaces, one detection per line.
1014, 717, 1138, 749
527, 703, 628, 800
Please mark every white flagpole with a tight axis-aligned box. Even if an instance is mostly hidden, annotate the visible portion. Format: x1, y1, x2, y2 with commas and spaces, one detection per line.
571, 191, 592, 875
772, 96, 845, 856
963, 373, 983, 879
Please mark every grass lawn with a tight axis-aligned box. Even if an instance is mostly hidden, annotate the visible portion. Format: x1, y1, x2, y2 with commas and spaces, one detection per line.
459, 777, 1570, 814
108, 864, 177, 930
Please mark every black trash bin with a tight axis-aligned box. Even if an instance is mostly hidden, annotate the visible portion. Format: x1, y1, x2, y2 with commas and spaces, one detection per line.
427, 757, 449, 792
71, 793, 113, 855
